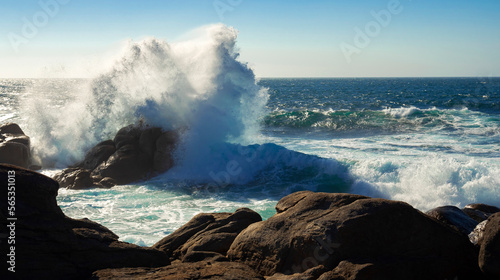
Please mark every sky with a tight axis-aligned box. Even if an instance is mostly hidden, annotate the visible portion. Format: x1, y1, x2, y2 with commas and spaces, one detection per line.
1, 0, 500, 78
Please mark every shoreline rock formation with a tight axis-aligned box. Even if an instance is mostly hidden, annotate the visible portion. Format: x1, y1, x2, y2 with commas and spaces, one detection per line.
54, 124, 178, 189
2, 163, 500, 279
0, 123, 38, 170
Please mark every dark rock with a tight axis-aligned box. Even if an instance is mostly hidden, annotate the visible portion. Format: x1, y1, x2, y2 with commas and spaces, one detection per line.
99, 177, 117, 188
0, 122, 25, 135
92, 144, 152, 185
470, 220, 488, 245
77, 140, 116, 170
227, 191, 479, 279
57, 124, 178, 188
426, 205, 478, 236
153, 208, 261, 262
478, 213, 500, 278
0, 122, 32, 168
154, 130, 178, 173
0, 164, 169, 280
0, 141, 30, 168
463, 204, 500, 223
139, 127, 162, 158
92, 260, 264, 280
182, 251, 228, 263
113, 125, 142, 149
54, 167, 94, 189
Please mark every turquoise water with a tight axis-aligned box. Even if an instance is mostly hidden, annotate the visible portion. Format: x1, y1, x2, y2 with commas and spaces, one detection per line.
2, 76, 500, 246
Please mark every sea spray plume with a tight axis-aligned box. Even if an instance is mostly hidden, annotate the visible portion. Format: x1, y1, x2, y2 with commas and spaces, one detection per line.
24, 24, 268, 169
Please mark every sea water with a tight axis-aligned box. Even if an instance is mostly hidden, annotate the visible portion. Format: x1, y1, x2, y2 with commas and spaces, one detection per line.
1, 24, 499, 246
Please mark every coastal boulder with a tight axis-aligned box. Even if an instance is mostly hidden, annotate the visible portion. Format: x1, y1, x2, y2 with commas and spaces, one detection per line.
426, 205, 479, 236
56, 124, 178, 188
478, 213, 500, 278
0, 164, 169, 280
92, 260, 264, 280
153, 208, 262, 262
0, 122, 32, 169
76, 140, 116, 171
54, 167, 94, 189
463, 203, 500, 223
227, 191, 479, 279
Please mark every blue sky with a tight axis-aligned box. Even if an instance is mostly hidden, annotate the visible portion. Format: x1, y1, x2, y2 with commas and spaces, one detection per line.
1, 0, 499, 78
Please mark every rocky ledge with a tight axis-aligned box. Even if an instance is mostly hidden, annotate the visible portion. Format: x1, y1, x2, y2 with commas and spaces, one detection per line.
2, 164, 500, 280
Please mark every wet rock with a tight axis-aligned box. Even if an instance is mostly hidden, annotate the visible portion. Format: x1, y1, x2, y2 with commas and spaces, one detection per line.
153, 208, 262, 262
478, 213, 500, 278
0, 122, 32, 169
463, 203, 500, 223
54, 168, 94, 189
76, 140, 116, 171
426, 205, 478, 236
227, 191, 479, 279
56, 124, 178, 188
0, 164, 169, 280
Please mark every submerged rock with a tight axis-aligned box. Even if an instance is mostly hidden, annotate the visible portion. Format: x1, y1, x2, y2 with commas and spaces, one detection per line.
0, 122, 33, 169
0, 164, 169, 280
227, 191, 480, 279
54, 124, 178, 188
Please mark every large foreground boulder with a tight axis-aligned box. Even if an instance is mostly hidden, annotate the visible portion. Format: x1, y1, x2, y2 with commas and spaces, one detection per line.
54, 124, 178, 189
227, 191, 480, 279
478, 213, 500, 278
0, 123, 32, 169
153, 208, 262, 262
0, 164, 169, 280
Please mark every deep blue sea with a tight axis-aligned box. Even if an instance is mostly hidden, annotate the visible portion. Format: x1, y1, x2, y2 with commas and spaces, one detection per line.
1, 76, 499, 246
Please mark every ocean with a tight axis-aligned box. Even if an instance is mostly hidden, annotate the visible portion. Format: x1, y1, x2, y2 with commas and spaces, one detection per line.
1, 28, 499, 247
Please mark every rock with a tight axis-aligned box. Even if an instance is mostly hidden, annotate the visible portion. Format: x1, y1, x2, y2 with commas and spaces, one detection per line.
268, 265, 327, 280
154, 130, 178, 173
0, 122, 25, 135
153, 208, 262, 262
139, 127, 162, 158
0, 164, 169, 280
54, 167, 94, 189
463, 204, 500, 223
92, 260, 264, 280
478, 213, 500, 277
0, 122, 32, 169
92, 144, 152, 185
426, 205, 479, 236
56, 124, 178, 188
77, 140, 116, 170
470, 220, 488, 245
227, 191, 479, 279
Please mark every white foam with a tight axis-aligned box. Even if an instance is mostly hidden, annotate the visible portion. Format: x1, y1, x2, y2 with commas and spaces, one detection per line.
22, 24, 268, 168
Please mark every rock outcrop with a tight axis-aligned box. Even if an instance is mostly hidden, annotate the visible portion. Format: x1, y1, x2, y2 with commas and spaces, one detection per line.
153, 208, 262, 262
478, 213, 500, 278
426, 205, 479, 236
0, 164, 169, 280
54, 124, 178, 189
0, 123, 33, 169
92, 260, 264, 280
227, 191, 481, 279
463, 203, 500, 223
